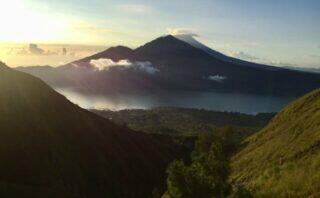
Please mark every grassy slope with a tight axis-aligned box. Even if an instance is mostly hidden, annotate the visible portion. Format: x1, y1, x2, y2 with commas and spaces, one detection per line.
231, 88, 320, 197
0, 63, 179, 198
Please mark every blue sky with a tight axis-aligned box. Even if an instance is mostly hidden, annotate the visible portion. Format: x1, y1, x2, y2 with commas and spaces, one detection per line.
0, 0, 319, 67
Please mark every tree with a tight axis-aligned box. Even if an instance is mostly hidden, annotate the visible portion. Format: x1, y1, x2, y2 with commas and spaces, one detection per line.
166, 142, 231, 198
165, 126, 251, 198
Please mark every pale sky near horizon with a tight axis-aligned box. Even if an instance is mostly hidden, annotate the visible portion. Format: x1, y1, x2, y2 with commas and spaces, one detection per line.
0, 0, 319, 67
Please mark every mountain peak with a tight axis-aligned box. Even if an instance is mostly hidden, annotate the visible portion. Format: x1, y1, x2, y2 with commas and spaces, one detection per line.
73, 45, 134, 64
137, 35, 189, 49
107, 45, 133, 53
134, 34, 211, 60
156, 34, 179, 41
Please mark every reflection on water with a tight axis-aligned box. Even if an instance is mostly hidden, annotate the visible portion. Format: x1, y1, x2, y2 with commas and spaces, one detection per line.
56, 88, 295, 114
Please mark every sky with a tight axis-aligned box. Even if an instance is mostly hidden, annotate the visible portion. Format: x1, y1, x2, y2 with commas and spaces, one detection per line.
0, 0, 319, 67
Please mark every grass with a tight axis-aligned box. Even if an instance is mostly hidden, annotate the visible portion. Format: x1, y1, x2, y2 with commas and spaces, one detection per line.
231, 88, 320, 197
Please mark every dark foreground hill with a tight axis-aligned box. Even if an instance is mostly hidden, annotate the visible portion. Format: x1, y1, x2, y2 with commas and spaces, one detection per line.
231, 88, 320, 197
0, 62, 179, 198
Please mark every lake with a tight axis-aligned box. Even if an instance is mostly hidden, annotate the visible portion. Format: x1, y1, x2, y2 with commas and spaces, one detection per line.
56, 88, 295, 114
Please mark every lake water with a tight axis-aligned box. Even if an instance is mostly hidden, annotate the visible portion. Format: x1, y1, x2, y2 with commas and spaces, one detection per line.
56, 88, 295, 114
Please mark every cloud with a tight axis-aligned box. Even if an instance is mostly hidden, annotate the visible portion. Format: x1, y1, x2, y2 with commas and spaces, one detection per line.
117, 4, 150, 13
45, 50, 58, 56
15, 44, 60, 56
263, 60, 296, 67
167, 28, 198, 37
16, 48, 29, 55
134, 61, 159, 74
89, 58, 159, 74
206, 75, 227, 83
90, 59, 131, 71
230, 51, 261, 61
228, 51, 298, 66
29, 44, 44, 55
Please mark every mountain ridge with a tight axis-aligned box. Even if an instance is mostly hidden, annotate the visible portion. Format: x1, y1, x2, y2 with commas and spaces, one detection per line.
231, 88, 320, 196
17, 35, 320, 97
0, 63, 180, 197
174, 34, 281, 70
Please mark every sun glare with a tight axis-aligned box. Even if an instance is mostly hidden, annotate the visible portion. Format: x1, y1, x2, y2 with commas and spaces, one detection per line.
0, 0, 68, 43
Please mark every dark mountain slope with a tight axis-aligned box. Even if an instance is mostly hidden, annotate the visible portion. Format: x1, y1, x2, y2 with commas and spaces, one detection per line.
131, 36, 320, 96
231, 88, 320, 197
0, 62, 178, 198
17, 35, 320, 97
68, 46, 134, 68
174, 34, 279, 70
135, 35, 212, 61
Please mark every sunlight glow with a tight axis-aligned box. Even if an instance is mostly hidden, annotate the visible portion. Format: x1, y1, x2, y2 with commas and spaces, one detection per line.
0, 0, 68, 43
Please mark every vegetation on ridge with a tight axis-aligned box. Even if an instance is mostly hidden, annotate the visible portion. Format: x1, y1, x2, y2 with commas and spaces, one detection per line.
93, 107, 274, 137
163, 127, 252, 198
231, 88, 320, 197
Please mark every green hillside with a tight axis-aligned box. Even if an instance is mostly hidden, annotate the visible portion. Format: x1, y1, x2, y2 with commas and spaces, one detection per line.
93, 108, 274, 137
0, 62, 179, 198
231, 88, 320, 197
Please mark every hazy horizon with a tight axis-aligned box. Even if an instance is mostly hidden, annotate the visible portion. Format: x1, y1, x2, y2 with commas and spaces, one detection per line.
0, 43, 107, 67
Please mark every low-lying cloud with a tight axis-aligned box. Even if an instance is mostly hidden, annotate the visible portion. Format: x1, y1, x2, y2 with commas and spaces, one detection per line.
14, 44, 64, 56
89, 58, 159, 74
206, 75, 227, 82
229, 51, 300, 67
134, 61, 159, 74
231, 51, 261, 62
90, 59, 131, 71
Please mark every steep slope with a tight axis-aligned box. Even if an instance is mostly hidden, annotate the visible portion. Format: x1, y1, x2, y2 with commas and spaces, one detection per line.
135, 35, 212, 61
231, 88, 320, 197
0, 62, 178, 198
174, 34, 279, 70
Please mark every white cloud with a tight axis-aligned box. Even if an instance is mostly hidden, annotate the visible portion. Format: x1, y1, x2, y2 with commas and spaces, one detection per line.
90, 59, 131, 71
89, 58, 159, 74
167, 28, 198, 37
230, 51, 261, 61
228, 51, 299, 66
206, 75, 227, 82
135, 61, 159, 74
